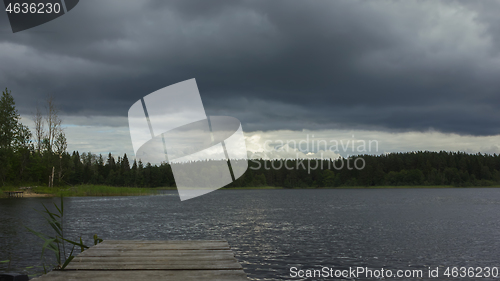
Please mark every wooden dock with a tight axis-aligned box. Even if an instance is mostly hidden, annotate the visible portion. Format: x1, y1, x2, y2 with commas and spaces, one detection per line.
33, 240, 248, 281
3, 191, 23, 197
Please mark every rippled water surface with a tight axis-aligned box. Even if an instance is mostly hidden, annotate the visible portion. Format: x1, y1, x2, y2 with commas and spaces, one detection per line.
2, 188, 500, 280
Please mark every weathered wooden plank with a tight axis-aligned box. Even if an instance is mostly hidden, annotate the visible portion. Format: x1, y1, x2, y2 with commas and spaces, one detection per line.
32, 240, 248, 280
100, 240, 227, 244
65, 260, 243, 270
92, 244, 229, 250
74, 254, 235, 262
96, 240, 229, 247
77, 249, 234, 257
33, 270, 249, 281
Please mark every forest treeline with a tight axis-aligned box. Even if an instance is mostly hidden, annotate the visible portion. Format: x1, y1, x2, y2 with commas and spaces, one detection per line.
2, 88, 500, 188
4, 148, 500, 188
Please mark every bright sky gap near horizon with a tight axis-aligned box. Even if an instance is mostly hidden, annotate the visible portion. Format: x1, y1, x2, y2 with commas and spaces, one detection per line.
3, 0, 500, 160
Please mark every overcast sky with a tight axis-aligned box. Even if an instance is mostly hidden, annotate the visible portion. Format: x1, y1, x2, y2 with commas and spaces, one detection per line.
2, 0, 500, 158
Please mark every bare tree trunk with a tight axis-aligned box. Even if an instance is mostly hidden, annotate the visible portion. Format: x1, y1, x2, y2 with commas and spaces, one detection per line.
46, 95, 61, 153
51, 166, 55, 187
32, 106, 44, 153
55, 131, 67, 183
58, 155, 62, 182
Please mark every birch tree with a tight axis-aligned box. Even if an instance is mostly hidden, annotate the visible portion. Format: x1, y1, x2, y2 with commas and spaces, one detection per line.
33, 105, 44, 153
46, 94, 62, 153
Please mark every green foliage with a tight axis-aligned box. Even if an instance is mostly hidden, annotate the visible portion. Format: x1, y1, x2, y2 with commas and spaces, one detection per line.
93, 234, 103, 245
226, 152, 500, 188
322, 170, 336, 187
25, 196, 97, 272
0, 88, 20, 149
6, 146, 500, 190
0, 88, 34, 185
32, 184, 157, 196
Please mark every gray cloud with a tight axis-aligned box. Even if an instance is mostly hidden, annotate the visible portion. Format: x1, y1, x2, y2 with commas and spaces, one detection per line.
1, 0, 500, 135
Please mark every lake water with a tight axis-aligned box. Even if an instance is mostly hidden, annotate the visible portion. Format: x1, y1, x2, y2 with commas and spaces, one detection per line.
2, 188, 500, 280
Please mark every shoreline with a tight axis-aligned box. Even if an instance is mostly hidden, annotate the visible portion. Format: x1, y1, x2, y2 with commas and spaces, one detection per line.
3, 185, 500, 198
1, 185, 158, 198
22, 192, 53, 198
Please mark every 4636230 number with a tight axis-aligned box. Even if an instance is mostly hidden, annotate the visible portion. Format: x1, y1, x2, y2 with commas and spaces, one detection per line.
5, 2, 62, 14
444, 267, 499, 278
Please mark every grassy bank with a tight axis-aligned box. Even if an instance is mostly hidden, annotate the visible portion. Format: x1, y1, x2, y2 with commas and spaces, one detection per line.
0, 185, 27, 198
36, 185, 158, 196
3, 184, 500, 198
0, 185, 158, 197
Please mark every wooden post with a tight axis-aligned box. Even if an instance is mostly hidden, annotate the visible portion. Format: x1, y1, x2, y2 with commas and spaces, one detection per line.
50, 166, 55, 187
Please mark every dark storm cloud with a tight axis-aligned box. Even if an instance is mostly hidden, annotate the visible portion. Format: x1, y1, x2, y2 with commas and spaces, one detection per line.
1, 0, 500, 135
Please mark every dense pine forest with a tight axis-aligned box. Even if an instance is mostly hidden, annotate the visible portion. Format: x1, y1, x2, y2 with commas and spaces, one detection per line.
4, 150, 500, 188
2, 88, 500, 188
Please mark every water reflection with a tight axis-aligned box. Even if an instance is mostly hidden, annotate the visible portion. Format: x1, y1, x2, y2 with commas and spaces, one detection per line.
1, 189, 500, 280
